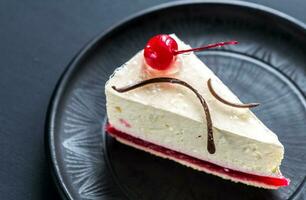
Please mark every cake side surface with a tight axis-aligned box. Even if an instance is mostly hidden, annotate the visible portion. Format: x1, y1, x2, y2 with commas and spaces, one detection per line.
106, 91, 283, 177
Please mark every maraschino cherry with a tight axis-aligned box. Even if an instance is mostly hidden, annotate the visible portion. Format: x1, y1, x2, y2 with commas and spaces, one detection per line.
144, 34, 238, 71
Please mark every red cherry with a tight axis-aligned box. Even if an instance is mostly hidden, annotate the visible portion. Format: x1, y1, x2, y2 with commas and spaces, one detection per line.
144, 34, 178, 70
144, 34, 238, 71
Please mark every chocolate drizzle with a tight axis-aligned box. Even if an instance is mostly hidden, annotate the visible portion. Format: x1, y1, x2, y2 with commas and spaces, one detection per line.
207, 78, 260, 108
112, 77, 216, 154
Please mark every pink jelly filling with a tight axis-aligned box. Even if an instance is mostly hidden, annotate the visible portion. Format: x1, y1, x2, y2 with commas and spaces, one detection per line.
106, 124, 289, 187
119, 118, 131, 128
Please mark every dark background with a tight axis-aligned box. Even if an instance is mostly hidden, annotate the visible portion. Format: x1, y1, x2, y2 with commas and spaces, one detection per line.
0, 0, 305, 199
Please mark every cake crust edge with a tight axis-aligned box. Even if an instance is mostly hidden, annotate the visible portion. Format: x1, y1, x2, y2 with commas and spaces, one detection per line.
106, 125, 289, 189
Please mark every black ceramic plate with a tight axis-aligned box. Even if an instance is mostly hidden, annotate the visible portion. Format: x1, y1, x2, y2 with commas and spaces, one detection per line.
46, 1, 306, 200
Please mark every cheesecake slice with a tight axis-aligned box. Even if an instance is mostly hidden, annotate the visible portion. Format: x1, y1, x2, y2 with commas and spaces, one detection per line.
105, 35, 289, 189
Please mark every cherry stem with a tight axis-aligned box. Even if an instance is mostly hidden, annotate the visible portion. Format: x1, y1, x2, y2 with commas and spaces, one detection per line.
173, 40, 238, 55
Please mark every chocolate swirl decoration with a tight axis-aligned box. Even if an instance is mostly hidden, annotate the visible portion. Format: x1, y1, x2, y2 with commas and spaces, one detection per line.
112, 77, 216, 154
207, 78, 260, 108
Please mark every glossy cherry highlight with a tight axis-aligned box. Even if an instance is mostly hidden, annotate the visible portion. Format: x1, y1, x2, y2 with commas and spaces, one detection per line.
144, 34, 238, 71
143, 34, 178, 70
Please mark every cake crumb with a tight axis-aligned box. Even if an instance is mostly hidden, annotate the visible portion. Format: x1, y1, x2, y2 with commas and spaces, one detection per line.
115, 106, 122, 113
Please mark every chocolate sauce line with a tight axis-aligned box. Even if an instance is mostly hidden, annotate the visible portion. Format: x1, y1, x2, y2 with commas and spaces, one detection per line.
112, 77, 216, 154
207, 79, 260, 108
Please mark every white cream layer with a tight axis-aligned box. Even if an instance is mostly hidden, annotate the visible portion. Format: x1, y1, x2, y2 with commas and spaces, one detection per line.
105, 35, 284, 177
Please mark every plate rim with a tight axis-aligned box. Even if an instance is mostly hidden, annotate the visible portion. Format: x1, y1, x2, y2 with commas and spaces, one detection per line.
45, 1, 306, 199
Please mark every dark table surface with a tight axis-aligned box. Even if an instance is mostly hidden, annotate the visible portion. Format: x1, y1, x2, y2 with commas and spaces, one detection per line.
0, 0, 305, 199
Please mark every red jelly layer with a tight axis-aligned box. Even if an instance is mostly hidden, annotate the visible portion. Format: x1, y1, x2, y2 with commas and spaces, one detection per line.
106, 124, 289, 187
